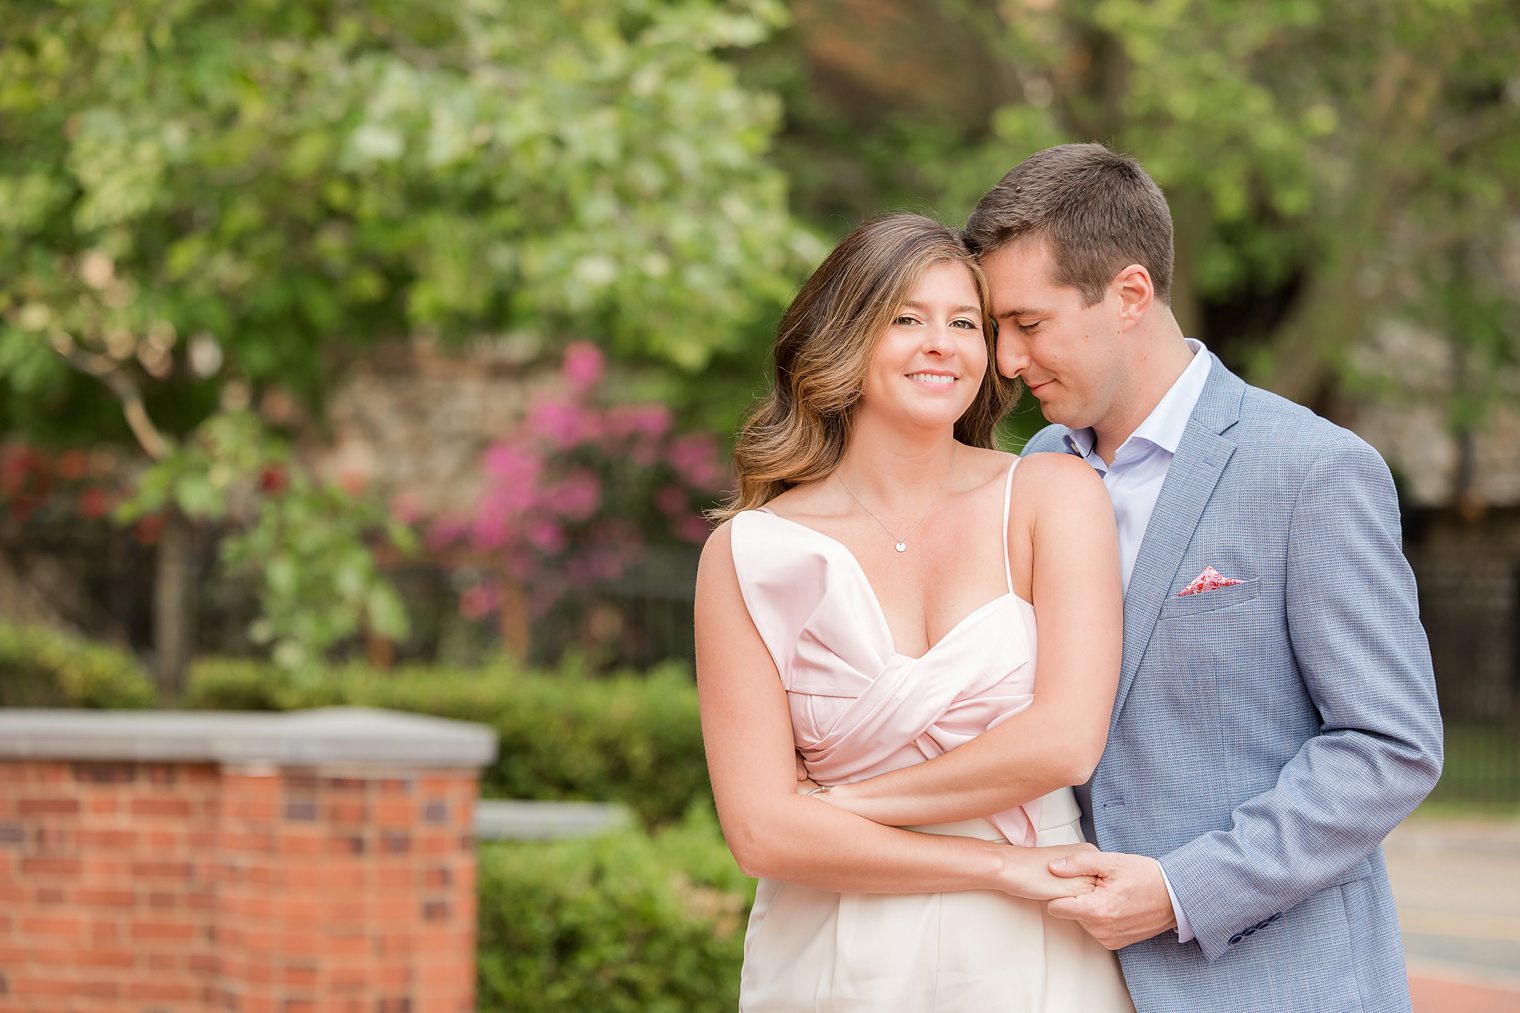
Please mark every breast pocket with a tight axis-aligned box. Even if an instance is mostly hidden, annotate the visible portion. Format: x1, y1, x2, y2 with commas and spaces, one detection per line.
1157, 576, 1261, 619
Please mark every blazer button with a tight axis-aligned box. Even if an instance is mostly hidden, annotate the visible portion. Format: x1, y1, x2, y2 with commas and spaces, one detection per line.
1269, 912, 1282, 922
1255, 919, 1268, 931
1243, 927, 1256, 937
1229, 933, 1243, 945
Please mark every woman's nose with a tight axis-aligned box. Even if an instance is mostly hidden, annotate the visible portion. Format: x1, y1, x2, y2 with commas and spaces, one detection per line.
922, 323, 953, 352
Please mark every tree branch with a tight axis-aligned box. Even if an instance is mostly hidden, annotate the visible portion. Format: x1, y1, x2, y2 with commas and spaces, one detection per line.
47, 336, 172, 461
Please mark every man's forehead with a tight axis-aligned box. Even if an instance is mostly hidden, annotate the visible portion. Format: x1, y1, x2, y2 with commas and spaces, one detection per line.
981, 239, 1060, 315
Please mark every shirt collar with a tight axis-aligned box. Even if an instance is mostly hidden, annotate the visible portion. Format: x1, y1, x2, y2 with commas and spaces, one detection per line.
1063, 338, 1213, 461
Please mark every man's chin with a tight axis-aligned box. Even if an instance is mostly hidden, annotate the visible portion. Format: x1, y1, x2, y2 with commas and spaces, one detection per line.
1036, 403, 1086, 430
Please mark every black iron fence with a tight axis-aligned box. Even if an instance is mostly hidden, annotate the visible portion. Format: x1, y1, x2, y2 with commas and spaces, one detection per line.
5, 509, 1518, 806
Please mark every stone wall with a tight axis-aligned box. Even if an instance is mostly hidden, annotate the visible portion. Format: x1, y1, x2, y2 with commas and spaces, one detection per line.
1346, 320, 1520, 509
0, 708, 495, 1012
302, 338, 547, 515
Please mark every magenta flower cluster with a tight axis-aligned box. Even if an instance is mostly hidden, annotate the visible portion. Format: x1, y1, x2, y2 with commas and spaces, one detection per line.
425, 342, 729, 621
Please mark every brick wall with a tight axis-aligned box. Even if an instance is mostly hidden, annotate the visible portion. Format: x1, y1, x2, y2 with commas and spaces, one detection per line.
0, 709, 494, 1012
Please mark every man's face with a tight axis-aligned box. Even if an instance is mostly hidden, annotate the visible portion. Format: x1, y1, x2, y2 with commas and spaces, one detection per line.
980, 239, 1126, 433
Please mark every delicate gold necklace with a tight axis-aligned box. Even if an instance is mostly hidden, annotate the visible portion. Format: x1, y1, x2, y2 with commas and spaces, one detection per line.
835, 444, 957, 553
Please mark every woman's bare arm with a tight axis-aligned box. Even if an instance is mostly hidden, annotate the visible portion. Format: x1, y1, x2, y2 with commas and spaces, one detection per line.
813, 455, 1123, 826
697, 520, 1094, 898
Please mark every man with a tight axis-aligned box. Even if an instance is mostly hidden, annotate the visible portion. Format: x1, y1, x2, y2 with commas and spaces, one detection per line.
971, 143, 1443, 1010
810, 142, 1443, 1009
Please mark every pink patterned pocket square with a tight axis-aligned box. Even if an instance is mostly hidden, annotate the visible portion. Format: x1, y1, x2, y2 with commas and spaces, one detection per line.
1178, 566, 1245, 597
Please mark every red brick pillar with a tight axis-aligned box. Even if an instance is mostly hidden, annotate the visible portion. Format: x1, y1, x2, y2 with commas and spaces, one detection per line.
0, 708, 495, 1012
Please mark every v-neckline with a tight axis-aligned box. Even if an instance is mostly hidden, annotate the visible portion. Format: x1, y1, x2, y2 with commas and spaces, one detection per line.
753, 509, 1029, 662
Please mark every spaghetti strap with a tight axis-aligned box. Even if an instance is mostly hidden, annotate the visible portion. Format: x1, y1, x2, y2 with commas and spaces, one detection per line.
1000, 457, 1020, 595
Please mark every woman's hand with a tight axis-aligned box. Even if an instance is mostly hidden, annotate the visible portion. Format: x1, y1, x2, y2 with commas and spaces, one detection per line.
997, 842, 1099, 900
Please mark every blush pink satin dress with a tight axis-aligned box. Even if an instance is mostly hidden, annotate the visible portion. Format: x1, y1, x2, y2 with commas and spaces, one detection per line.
729, 459, 1133, 1012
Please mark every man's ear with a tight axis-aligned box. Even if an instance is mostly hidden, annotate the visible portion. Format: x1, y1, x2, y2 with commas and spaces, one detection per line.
1113, 264, 1153, 331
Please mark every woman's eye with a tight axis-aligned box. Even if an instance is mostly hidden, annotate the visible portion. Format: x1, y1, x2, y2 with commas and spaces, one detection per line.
951, 318, 979, 330
894, 315, 920, 326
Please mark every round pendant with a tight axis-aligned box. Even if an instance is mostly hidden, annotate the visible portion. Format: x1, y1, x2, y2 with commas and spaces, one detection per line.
895, 541, 907, 553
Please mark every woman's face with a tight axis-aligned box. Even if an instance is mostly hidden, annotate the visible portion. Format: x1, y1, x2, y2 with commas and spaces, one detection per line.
857, 260, 988, 434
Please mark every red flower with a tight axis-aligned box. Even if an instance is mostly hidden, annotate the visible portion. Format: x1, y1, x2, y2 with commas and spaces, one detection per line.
77, 487, 110, 520
259, 466, 288, 496
134, 514, 165, 546
56, 450, 89, 480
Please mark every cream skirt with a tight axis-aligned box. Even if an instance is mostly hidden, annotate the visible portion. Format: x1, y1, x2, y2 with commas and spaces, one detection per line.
738, 789, 1134, 1012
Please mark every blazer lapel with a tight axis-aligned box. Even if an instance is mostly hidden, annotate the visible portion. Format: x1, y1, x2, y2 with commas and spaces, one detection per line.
1109, 356, 1246, 728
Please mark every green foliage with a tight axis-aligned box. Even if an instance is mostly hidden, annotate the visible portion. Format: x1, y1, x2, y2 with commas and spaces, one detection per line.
0, 0, 814, 451
476, 805, 750, 1013
760, 0, 1520, 409
185, 655, 709, 826
0, 621, 156, 708
116, 411, 414, 670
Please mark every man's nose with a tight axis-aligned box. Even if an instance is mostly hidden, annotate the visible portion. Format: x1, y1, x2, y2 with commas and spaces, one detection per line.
997, 330, 1029, 378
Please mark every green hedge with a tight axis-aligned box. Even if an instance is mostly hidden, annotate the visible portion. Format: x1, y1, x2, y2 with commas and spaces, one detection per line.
0, 626, 710, 826
0, 622, 156, 708
185, 655, 709, 826
476, 805, 751, 1012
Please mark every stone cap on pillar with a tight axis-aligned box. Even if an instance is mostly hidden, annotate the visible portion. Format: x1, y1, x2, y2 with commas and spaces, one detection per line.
0, 706, 498, 768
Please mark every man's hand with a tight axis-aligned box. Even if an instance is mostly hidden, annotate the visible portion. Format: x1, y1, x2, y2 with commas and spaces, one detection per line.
1045, 850, 1177, 950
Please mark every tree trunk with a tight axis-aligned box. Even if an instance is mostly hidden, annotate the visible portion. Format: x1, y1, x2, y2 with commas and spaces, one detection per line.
153, 509, 196, 701
499, 579, 531, 663
1168, 189, 1207, 341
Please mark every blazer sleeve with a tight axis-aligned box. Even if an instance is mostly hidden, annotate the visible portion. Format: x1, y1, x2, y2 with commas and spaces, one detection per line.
1019, 423, 1070, 457
1157, 435, 1443, 961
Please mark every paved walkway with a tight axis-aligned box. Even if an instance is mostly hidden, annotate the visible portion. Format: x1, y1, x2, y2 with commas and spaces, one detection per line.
1386, 816, 1520, 1012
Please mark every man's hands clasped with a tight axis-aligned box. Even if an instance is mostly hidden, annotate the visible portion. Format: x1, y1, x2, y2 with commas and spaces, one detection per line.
1046, 850, 1177, 950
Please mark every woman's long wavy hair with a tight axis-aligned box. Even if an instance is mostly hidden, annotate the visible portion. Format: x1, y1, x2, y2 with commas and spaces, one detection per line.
715, 213, 1017, 521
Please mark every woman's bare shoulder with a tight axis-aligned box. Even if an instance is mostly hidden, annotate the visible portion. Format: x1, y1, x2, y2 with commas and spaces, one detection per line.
954, 445, 1018, 492
697, 516, 737, 577
1008, 452, 1106, 515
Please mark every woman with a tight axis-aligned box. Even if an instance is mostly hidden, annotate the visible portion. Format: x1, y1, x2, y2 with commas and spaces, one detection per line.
695, 213, 1132, 1011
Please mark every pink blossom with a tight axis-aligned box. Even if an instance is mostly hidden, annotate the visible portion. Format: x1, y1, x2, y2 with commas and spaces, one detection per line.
548, 469, 601, 521
667, 433, 724, 490
525, 519, 567, 554
426, 517, 469, 551
677, 513, 714, 544
561, 341, 605, 393
483, 443, 541, 484
479, 444, 543, 516
526, 398, 599, 449
655, 484, 687, 516
588, 551, 626, 582
459, 582, 502, 621
470, 509, 512, 551
605, 404, 672, 441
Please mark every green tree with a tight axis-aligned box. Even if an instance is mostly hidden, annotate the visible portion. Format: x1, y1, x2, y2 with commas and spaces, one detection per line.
0, 0, 812, 690
757, 0, 1520, 420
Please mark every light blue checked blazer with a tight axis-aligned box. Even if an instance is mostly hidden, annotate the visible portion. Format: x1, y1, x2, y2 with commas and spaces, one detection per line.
1023, 354, 1443, 1013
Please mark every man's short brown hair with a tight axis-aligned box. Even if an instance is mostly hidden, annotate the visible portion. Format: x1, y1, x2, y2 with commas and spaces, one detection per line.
964, 143, 1174, 306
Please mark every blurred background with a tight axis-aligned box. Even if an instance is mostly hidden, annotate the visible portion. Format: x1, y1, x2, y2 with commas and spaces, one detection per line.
1, 1, 1517, 1007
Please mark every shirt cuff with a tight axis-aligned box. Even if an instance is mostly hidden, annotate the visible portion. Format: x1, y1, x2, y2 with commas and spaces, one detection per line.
1158, 862, 1195, 943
